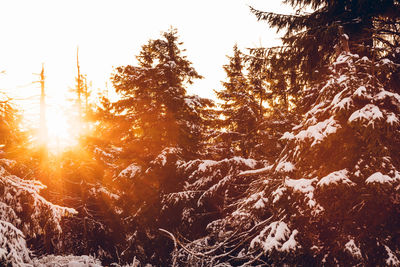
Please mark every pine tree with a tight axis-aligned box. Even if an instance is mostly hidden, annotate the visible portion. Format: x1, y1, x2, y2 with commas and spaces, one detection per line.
173, 39, 400, 266
0, 156, 76, 265
112, 28, 208, 160
0, 96, 27, 160
87, 28, 217, 265
215, 45, 260, 158
251, 0, 400, 90
245, 48, 299, 160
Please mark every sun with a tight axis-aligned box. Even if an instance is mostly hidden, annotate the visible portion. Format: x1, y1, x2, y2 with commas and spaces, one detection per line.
45, 107, 77, 153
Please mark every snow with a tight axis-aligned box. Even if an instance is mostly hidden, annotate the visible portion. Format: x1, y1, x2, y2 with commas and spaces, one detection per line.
151, 147, 181, 167
285, 178, 316, 193
295, 117, 340, 146
0, 158, 16, 168
331, 89, 352, 110
380, 58, 392, 65
317, 169, 355, 187
353, 86, 367, 97
365, 172, 394, 184
376, 90, 400, 106
337, 74, 347, 84
280, 132, 295, 140
333, 96, 352, 111
272, 187, 286, 203
307, 102, 326, 117
94, 147, 114, 159
384, 245, 400, 266
33, 254, 102, 267
386, 112, 399, 125
250, 221, 298, 253
231, 157, 258, 168
239, 165, 272, 176
0, 220, 30, 266
195, 157, 257, 173
164, 190, 201, 205
254, 198, 266, 209
285, 178, 318, 208
335, 54, 351, 65
281, 230, 299, 252
345, 239, 362, 259
276, 161, 295, 173
348, 104, 383, 127
89, 186, 120, 200
198, 160, 217, 172
118, 163, 142, 179
0, 165, 78, 265
184, 95, 203, 110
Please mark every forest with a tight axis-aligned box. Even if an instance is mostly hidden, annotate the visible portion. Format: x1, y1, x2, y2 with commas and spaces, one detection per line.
1, 0, 400, 266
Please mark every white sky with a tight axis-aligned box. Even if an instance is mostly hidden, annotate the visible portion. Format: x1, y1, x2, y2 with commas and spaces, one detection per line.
0, 0, 292, 146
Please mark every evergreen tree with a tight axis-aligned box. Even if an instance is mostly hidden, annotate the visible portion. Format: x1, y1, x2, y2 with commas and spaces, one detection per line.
0, 95, 28, 161
112, 28, 208, 160
79, 28, 216, 265
173, 39, 400, 266
245, 48, 299, 160
251, 0, 400, 90
216, 45, 260, 158
0, 155, 76, 265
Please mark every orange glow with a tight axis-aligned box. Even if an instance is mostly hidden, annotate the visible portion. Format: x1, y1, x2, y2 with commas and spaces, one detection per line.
44, 107, 78, 153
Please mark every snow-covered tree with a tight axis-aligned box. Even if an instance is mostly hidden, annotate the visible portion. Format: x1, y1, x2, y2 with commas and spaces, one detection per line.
161, 156, 267, 238
112, 28, 211, 160
37, 145, 126, 265
0, 157, 76, 266
172, 40, 400, 266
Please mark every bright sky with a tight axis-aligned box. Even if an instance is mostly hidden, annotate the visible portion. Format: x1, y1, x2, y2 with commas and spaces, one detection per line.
0, 0, 292, 149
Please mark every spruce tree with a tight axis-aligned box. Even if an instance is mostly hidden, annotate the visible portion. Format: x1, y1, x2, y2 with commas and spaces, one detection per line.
0, 156, 76, 265
102, 28, 215, 265
246, 48, 299, 160
216, 45, 260, 158
174, 39, 400, 266
251, 0, 400, 90
0, 96, 28, 161
112, 28, 208, 160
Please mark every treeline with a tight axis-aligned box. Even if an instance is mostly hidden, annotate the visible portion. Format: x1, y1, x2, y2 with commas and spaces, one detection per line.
0, 0, 400, 266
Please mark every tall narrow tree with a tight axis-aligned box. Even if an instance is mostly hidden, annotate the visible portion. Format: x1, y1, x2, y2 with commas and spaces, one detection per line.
216, 45, 259, 157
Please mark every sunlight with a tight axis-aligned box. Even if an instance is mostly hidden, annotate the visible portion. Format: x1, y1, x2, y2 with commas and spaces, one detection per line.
45, 107, 76, 153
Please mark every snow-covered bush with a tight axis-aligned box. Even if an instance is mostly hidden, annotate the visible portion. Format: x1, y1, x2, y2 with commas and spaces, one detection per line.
0, 158, 76, 266
108, 147, 186, 266
172, 48, 400, 266
52, 148, 124, 265
162, 157, 266, 238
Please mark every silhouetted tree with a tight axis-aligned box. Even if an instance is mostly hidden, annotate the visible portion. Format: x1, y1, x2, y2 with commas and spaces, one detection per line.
251, 0, 400, 91
215, 45, 260, 158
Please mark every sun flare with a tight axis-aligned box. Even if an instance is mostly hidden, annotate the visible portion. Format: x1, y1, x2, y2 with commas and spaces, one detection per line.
45, 107, 76, 153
